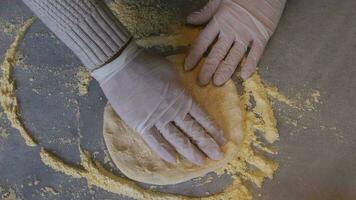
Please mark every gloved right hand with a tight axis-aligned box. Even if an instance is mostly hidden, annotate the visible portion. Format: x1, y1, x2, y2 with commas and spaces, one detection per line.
92, 41, 227, 165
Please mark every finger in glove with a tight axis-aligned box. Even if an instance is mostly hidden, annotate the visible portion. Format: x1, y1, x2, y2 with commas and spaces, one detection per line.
156, 122, 206, 165
174, 114, 223, 160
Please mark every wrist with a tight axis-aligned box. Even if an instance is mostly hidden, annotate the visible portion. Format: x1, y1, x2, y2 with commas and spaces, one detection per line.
91, 40, 142, 83
230, 0, 286, 32
99, 37, 134, 68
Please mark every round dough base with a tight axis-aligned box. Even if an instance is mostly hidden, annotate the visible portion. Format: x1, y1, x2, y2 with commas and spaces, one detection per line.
103, 55, 244, 185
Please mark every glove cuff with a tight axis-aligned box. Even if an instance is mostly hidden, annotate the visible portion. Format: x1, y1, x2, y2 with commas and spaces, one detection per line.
91, 40, 142, 82
23, 0, 132, 70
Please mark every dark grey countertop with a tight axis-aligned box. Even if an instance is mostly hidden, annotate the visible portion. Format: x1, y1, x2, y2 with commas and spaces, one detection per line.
0, 0, 355, 199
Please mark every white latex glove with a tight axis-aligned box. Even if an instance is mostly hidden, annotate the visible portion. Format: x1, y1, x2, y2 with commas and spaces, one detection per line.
92, 41, 227, 165
185, 0, 286, 85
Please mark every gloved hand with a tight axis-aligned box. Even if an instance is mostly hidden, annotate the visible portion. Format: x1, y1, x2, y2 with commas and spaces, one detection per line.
185, 0, 286, 85
92, 41, 227, 165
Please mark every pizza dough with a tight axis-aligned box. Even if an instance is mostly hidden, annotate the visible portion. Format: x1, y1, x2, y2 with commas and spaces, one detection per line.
103, 54, 244, 185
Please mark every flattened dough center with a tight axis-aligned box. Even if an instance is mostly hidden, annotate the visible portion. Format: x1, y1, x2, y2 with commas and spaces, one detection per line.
102, 55, 244, 185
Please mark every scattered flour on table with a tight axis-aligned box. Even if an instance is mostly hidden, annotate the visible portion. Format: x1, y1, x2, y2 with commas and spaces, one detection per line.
1, 188, 21, 200
40, 186, 59, 196
27, 179, 39, 186
0, 17, 37, 147
0, 18, 19, 35
76, 66, 92, 96
108, 0, 181, 39
0, 127, 9, 139
261, 82, 322, 111
108, 1, 201, 49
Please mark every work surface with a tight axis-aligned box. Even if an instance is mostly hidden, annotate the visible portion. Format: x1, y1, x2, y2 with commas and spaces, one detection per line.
0, 0, 356, 199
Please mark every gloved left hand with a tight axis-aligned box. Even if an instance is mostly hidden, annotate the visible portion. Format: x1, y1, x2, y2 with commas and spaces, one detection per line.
185, 0, 286, 85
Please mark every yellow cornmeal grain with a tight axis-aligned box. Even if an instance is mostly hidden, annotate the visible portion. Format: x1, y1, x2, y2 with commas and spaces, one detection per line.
108, 1, 201, 49
311, 90, 321, 103
40, 148, 187, 200
109, 1, 182, 39
0, 127, 10, 139
264, 84, 298, 108
76, 66, 92, 96
265, 84, 322, 111
214, 73, 279, 188
40, 148, 252, 200
0, 17, 37, 147
0, 18, 18, 35
40, 186, 59, 196
194, 176, 215, 187
1, 188, 20, 200
136, 27, 200, 48
302, 90, 321, 111
242, 73, 279, 144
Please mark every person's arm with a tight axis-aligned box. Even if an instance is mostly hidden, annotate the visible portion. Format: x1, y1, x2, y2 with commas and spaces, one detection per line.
22, 0, 227, 165
22, 0, 131, 70
185, 0, 287, 85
